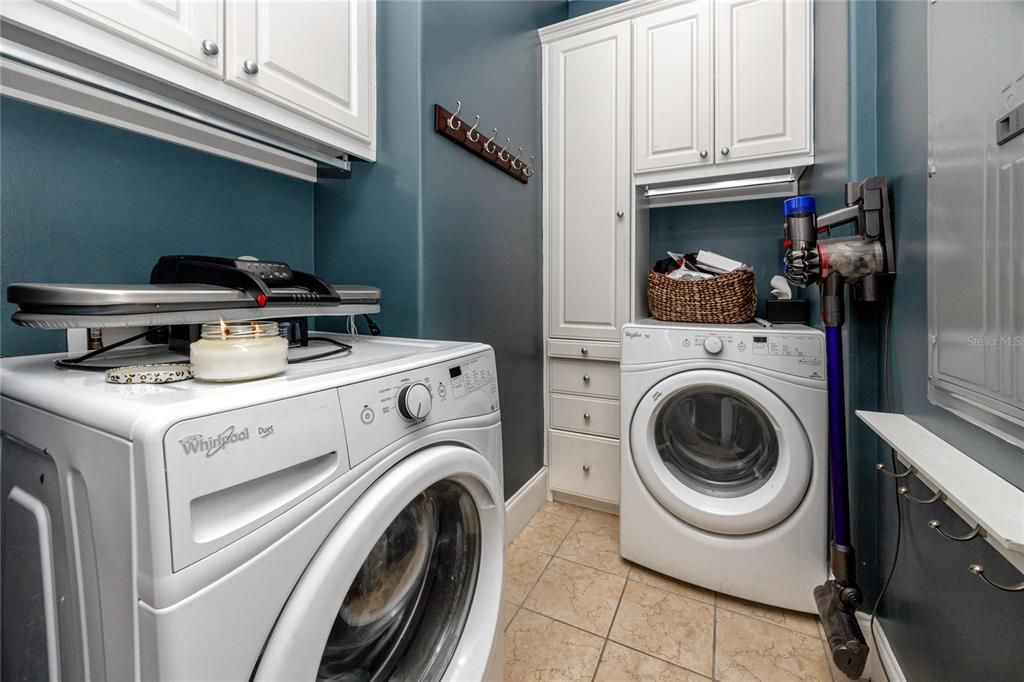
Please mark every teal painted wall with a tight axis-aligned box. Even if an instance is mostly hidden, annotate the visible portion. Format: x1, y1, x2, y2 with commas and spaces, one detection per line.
567, 0, 626, 19
864, 2, 1024, 679
315, 0, 565, 499
0, 97, 314, 357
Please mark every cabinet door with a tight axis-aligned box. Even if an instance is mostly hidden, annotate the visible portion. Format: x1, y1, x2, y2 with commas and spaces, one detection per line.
33, 0, 222, 76
633, 0, 712, 172
714, 0, 811, 163
227, 0, 374, 140
546, 23, 631, 341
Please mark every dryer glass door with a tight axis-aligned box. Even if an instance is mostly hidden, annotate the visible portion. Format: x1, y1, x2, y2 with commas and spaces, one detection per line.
317, 479, 478, 681
254, 445, 504, 682
631, 370, 812, 535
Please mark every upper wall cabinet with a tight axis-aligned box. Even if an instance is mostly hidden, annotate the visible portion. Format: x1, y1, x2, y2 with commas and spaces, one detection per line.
226, 0, 372, 138
1, 0, 376, 162
714, 0, 811, 164
630, 0, 812, 185
633, 0, 712, 173
35, 0, 224, 77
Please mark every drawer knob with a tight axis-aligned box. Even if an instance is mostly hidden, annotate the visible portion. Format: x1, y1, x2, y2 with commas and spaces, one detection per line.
243, 59, 260, 75
699, 149, 708, 159
581, 346, 589, 355
583, 412, 591, 421
616, 210, 624, 218
200, 39, 219, 57
720, 147, 730, 156
583, 374, 591, 383
582, 464, 591, 473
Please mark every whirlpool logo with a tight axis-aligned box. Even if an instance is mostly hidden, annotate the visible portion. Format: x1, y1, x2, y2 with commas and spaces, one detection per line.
179, 425, 250, 457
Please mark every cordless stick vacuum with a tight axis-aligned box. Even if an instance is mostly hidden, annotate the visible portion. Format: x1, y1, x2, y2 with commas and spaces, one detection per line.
782, 177, 896, 679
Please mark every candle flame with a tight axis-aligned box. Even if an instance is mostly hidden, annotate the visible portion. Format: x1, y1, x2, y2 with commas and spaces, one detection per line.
219, 317, 229, 339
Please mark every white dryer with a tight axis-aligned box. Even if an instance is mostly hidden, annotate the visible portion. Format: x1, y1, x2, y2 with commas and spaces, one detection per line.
620, 320, 828, 613
0, 334, 504, 681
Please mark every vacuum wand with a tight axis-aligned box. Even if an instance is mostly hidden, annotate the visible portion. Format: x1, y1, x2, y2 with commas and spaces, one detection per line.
781, 177, 895, 680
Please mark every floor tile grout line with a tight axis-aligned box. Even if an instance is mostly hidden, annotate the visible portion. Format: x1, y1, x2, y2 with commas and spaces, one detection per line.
711, 598, 718, 681
590, 572, 630, 682
713, 603, 825, 640
606, 640, 714, 681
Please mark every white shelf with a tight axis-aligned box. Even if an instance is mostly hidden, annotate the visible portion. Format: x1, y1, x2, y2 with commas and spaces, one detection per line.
858, 410, 1024, 573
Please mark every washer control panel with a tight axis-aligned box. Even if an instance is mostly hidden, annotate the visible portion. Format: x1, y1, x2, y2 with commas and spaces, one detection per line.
622, 324, 824, 380
339, 351, 499, 466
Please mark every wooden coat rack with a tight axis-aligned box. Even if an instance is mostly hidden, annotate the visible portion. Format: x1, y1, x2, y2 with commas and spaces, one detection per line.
433, 103, 533, 184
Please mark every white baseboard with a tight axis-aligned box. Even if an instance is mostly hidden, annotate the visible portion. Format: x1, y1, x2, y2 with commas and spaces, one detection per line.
505, 467, 548, 542
856, 611, 906, 682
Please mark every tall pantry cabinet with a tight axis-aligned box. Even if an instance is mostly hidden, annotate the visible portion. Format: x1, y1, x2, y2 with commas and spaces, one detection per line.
540, 0, 813, 509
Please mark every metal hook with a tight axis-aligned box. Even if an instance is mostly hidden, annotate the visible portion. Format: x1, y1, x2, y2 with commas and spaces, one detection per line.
523, 155, 535, 177
898, 485, 944, 505
483, 128, 499, 153
511, 148, 524, 170
928, 520, 985, 542
466, 115, 481, 142
876, 463, 915, 479
968, 564, 1024, 592
498, 137, 511, 161
447, 100, 462, 130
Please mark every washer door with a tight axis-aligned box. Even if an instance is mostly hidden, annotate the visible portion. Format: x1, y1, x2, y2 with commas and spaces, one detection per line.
630, 370, 812, 535
254, 445, 503, 682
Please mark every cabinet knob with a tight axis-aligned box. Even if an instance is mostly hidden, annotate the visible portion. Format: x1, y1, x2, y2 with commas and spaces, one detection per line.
699, 149, 708, 159
720, 147, 730, 156
582, 464, 591, 473
616, 210, 624, 218
580, 346, 588, 355
583, 374, 591, 383
583, 412, 591, 421
200, 39, 219, 57
242, 60, 260, 75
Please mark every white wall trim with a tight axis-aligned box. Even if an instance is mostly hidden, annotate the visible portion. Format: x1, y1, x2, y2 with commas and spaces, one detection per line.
505, 467, 548, 542
856, 611, 907, 682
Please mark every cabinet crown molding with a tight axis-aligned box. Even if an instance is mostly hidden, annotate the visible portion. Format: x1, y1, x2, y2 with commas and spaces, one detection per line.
539, 0, 688, 43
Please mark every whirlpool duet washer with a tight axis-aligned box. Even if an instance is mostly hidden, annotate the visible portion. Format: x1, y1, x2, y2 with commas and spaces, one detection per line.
620, 320, 828, 613
1, 334, 504, 681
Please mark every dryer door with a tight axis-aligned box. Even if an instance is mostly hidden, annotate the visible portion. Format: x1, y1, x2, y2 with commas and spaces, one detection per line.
253, 444, 504, 682
630, 369, 812, 535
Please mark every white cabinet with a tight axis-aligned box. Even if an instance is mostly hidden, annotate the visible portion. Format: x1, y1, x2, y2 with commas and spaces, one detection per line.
633, 0, 712, 172
35, 0, 223, 77
714, 0, 811, 163
544, 21, 631, 341
227, 0, 373, 139
1, 0, 376, 161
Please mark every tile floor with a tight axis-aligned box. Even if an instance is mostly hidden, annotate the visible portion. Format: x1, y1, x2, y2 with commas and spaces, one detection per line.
503, 501, 842, 682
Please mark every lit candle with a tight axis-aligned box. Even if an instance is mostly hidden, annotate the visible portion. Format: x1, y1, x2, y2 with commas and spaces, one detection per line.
190, 320, 288, 382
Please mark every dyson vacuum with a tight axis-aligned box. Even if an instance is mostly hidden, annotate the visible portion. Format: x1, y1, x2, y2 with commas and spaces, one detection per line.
782, 176, 895, 679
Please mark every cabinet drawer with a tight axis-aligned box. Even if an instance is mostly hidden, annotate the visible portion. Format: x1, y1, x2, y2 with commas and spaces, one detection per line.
549, 359, 619, 398
547, 339, 620, 361
550, 394, 619, 438
549, 430, 619, 503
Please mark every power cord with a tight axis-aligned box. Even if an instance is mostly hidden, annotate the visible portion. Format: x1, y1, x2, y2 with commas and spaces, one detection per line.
868, 292, 901, 681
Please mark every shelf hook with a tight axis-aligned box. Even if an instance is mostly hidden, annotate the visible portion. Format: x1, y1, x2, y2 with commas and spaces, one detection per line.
523, 155, 535, 178
968, 564, 1024, 592
447, 100, 462, 130
898, 485, 944, 505
466, 115, 481, 142
876, 462, 915, 479
511, 148, 524, 170
928, 520, 985, 542
498, 137, 512, 162
483, 128, 499, 153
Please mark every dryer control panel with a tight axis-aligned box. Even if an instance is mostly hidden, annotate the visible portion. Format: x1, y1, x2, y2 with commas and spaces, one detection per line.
339, 350, 499, 466
622, 323, 825, 381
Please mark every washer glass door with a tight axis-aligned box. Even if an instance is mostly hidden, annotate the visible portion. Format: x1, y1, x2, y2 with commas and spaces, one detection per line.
318, 480, 478, 681
630, 370, 812, 535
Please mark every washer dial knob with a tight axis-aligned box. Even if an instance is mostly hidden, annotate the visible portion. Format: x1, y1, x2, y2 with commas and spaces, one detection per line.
703, 337, 724, 354
397, 383, 433, 421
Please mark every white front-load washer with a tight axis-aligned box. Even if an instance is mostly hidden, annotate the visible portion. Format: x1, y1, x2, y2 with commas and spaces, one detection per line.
0, 334, 505, 681
620, 320, 828, 613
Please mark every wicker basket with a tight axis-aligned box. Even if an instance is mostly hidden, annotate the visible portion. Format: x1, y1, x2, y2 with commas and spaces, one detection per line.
647, 268, 757, 324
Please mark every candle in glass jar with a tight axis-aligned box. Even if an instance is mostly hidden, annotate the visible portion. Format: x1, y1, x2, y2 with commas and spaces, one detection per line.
190, 321, 288, 382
